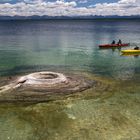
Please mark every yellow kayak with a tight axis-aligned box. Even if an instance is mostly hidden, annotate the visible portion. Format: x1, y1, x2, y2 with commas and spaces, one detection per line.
121, 53, 140, 56
121, 50, 140, 53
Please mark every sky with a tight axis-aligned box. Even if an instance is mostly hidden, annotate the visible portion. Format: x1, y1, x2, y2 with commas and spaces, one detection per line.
0, 0, 140, 16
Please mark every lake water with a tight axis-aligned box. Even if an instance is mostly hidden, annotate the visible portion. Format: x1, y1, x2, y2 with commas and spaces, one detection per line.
0, 19, 140, 140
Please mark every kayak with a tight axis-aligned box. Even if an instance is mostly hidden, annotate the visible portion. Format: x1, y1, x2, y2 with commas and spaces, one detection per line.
121, 53, 140, 56
121, 50, 140, 53
99, 43, 129, 48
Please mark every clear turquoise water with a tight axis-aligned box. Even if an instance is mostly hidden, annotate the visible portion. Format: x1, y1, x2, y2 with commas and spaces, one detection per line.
0, 20, 140, 79
0, 20, 140, 140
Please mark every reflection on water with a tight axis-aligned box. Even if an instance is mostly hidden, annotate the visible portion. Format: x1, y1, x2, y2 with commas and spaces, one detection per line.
0, 20, 140, 140
0, 20, 140, 80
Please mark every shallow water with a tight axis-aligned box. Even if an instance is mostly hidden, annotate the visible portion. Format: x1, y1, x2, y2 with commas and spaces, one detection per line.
0, 19, 140, 140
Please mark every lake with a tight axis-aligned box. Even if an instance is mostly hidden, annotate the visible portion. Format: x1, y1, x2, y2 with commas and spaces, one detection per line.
0, 19, 140, 140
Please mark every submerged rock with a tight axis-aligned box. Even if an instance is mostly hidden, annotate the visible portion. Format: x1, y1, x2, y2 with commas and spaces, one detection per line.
17, 72, 68, 85
0, 71, 95, 102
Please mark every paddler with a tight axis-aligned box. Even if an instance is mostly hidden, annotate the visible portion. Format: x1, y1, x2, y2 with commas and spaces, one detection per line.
134, 46, 139, 50
117, 39, 122, 45
111, 40, 115, 44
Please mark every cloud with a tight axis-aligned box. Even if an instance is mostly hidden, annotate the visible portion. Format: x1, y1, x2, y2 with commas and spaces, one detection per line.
0, 0, 139, 16
23, 0, 43, 4
78, 0, 88, 4
93, 0, 140, 16
0, 0, 77, 16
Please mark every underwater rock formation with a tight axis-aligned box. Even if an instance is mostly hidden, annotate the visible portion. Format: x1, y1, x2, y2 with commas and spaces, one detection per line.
17, 71, 68, 86
0, 71, 95, 102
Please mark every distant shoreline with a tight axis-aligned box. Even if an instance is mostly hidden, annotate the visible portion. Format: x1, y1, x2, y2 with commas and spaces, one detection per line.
0, 15, 140, 21
0, 18, 140, 22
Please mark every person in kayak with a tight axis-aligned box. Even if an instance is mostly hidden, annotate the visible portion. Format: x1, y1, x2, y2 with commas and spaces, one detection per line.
111, 40, 115, 44
117, 39, 122, 45
134, 46, 139, 50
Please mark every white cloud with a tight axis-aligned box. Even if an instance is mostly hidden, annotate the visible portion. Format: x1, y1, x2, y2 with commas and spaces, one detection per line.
0, 0, 139, 16
0, 0, 77, 16
78, 0, 88, 4
23, 0, 43, 4
119, 0, 136, 4
94, 0, 140, 16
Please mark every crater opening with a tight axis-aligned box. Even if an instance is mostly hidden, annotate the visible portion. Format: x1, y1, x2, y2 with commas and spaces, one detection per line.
17, 71, 68, 85
39, 73, 58, 79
